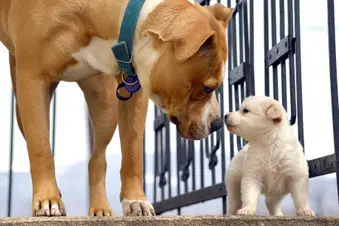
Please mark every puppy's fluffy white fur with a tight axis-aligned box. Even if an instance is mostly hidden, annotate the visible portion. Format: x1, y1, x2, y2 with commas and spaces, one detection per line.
224, 95, 314, 216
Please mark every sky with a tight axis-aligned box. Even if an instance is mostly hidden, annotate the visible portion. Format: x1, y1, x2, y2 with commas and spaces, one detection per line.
0, 0, 338, 217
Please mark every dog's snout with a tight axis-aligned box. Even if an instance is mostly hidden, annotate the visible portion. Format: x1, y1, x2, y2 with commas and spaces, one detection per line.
224, 113, 230, 121
210, 118, 224, 133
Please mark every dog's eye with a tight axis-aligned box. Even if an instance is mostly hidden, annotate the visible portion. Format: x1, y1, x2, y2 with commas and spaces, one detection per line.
243, 108, 250, 114
204, 86, 214, 94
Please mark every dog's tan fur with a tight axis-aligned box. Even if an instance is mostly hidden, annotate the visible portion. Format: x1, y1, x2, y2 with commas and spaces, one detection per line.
0, 0, 232, 217
225, 96, 315, 217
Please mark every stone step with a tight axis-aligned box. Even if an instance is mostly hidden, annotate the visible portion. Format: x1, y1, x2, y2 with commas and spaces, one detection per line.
0, 216, 338, 226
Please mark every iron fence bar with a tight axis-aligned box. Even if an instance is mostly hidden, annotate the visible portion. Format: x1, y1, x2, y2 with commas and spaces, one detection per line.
160, 126, 164, 200
218, 0, 226, 215
210, 135, 216, 185
232, 8, 238, 68
227, 0, 234, 160
234, 85, 242, 151
249, 0, 255, 94
326, 0, 339, 204
271, 0, 279, 100
294, 0, 304, 147
239, 4, 244, 63
153, 108, 158, 203
287, 0, 296, 125
165, 118, 171, 199
200, 140, 205, 189
186, 141, 189, 193
51, 92, 57, 156
264, 0, 269, 96
7, 90, 15, 217
279, 0, 288, 110
190, 141, 196, 191
176, 133, 181, 215
219, 93, 227, 215
243, 0, 251, 96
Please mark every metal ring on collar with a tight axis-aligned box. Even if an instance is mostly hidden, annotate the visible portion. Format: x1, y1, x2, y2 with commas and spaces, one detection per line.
116, 82, 133, 101
121, 72, 139, 86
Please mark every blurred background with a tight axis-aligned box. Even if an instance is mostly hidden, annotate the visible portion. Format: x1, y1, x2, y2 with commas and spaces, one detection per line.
0, 0, 338, 217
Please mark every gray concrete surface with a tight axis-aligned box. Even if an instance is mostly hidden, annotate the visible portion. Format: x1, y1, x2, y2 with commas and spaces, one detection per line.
0, 216, 339, 226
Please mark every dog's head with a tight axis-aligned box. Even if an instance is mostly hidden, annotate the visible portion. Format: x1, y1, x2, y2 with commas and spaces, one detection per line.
140, 1, 232, 140
224, 95, 288, 142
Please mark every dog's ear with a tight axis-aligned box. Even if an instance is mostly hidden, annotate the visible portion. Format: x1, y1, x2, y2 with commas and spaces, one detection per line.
172, 26, 215, 62
266, 103, 282, 123
144, 8, 215, 62
206, 3, 233, 28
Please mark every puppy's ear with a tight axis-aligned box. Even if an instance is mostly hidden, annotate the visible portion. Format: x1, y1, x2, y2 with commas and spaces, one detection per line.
266, 103, 282, 123
206, 3, 233, 28
144, 7, 215, 62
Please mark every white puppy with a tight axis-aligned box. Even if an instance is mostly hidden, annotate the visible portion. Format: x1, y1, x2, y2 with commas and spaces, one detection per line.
224, 95, 315, 217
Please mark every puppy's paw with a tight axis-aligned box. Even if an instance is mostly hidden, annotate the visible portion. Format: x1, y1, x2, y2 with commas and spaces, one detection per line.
236, 206, 256, 216
89, 207, 114, 216
297, 208, 315, 217
33, 198, 66, 217
121, 199, 155, 216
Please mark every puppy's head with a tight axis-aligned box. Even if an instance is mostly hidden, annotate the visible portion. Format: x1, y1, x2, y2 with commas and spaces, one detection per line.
224, 96, 288, 142
142, 1, 233, 140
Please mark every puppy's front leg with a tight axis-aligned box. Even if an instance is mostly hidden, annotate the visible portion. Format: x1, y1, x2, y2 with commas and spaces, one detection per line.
288, 178, 315, 216
117, 86, 155, 216
237, 176, 262, 216
265, 196, 283, 216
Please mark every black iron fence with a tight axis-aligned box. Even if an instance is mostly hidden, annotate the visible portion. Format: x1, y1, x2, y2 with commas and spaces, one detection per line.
147, 0, 339, 216
2, 0, 338, 217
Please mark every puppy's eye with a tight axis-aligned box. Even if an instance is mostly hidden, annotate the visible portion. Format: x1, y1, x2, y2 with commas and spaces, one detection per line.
243, 108, 250, 114
204, 86, 214, 94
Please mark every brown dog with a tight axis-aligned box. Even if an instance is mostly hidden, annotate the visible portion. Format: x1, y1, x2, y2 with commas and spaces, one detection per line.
0, 0, 232, 217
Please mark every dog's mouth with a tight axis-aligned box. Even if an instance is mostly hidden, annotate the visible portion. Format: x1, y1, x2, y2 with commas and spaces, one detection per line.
226, 123, 237, 133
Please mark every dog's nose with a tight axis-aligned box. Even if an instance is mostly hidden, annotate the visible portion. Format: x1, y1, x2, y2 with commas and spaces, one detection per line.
224, 113, 230, 121
210, 118, 224, 133
169, 115, 179, 125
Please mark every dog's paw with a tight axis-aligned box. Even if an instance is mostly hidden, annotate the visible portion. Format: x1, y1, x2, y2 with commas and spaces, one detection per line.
297, 208, 315, 217
121, 199, 155, 216
89, 207, 114, 217
33, 198, 66, 217
236, 207, 256, 216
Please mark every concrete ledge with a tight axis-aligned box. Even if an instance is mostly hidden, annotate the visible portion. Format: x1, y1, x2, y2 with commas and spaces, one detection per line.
0, 216, 339, 226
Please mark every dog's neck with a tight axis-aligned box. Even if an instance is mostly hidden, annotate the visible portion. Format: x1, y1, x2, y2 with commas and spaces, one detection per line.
248, 122, 296, 147
123, 0, 165, 105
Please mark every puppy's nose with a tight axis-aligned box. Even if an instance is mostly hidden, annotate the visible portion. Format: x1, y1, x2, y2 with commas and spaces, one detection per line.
224, 113, 230, 121
210, 118, 224, 133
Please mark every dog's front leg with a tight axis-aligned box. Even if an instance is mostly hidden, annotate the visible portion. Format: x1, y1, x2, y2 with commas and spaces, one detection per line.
117, 87, 155, 216
265, 196, 283, 216
16, 68, 65, 217
288, 178, 315, 216
78, 74, 117, 217
237, 176, 262, 216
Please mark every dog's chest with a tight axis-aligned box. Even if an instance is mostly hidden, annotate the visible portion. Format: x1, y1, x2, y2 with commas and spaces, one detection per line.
61, 37, 119, 82
260, 152, 289, 196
